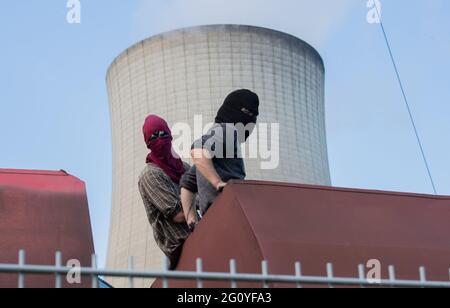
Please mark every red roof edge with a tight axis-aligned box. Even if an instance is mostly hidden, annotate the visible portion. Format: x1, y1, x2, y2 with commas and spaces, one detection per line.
230, 180, 450, 200
0, 169, 70, 176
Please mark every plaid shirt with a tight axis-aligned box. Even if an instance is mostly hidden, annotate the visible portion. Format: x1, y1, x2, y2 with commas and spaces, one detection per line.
138, 163, 191, 263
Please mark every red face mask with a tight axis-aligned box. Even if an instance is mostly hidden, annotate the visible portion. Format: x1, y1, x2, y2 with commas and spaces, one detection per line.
143, 115, 185, 184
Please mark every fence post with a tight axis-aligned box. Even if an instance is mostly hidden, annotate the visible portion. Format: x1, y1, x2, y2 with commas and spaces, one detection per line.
358, 264, 366, 288
388, 265, 396, 288
128, 256, 135, 289
229, 259, 237, 289
163, 257, 170, 289
419, 266, 427, 288
196, 258, 203, 289
18, 250, 25, 289
326, 263, 334, 289
55, 251, 62, 289
91, 254, 98, 289
261, 261, 269, 289
295, 262, 302, 289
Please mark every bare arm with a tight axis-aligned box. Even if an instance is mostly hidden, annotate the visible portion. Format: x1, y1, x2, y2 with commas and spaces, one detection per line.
181, 188, 197, 226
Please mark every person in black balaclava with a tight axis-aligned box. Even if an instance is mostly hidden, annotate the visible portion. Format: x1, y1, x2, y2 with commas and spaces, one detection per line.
215, 89, 259, 125
180, 89, 260, 229
215, 89, 260, 143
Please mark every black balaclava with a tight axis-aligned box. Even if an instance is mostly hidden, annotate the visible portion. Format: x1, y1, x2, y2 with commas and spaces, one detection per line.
215, 89, 260, 126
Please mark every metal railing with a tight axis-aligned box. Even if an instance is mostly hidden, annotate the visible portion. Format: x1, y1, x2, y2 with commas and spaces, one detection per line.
0, 250, 450, 288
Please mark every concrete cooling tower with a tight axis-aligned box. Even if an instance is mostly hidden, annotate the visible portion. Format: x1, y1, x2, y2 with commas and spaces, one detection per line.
106, 25, 331, 287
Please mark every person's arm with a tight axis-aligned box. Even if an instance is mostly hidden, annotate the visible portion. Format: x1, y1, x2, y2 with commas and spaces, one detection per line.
181, 188, 197, 227
138, 168, 185, 224
180, 165, 199, 228
191, 148, 227, 191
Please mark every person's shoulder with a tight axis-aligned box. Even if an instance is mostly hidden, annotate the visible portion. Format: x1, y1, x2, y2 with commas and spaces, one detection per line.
139, 163, 165, 184
209, 123, 229, 133
192, 123, 226, 148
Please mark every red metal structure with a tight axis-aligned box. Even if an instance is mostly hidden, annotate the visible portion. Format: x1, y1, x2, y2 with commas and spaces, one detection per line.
154, 180, 450, 288
0, 169, 95, 288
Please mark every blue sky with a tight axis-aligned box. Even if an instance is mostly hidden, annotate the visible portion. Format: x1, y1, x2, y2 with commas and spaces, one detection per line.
1, 0, 449, 267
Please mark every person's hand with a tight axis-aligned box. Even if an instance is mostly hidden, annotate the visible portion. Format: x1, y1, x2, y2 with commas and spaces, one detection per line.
186, 212, 198, 231
173, 210, 186, 224
216, 181, 227, 192
188, 222, 198, 232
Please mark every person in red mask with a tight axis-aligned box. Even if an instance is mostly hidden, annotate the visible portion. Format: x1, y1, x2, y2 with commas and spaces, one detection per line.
138, 115, 193, 270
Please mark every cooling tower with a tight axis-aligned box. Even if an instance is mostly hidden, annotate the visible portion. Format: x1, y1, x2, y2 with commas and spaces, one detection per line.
106, 25, 331, 287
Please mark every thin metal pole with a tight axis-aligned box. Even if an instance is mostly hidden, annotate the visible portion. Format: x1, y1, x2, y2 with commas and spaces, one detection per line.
358, 264, 366, 288
91, 254, 98, 289
196, 259, 203, 289
419, 266, 427, 289
18, 250, 25, 289
388, 265, 396, 288
326, 263, 334, 289
128, 256, 135, 289
229, 259, 237, 289
419, 267, 426, 282
55, 252, 62, 289
163, 257, 169, 289
261, 261, 269, 289
295, 262, 302, 289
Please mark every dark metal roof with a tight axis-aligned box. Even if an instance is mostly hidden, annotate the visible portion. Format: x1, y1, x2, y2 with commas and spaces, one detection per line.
153, 180, 450, 288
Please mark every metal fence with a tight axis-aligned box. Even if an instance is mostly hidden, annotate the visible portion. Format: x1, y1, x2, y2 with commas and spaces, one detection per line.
1, 250, 450, 288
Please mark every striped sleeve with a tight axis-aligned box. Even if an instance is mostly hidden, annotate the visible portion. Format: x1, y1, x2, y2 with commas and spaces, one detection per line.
138, 167, 182, 219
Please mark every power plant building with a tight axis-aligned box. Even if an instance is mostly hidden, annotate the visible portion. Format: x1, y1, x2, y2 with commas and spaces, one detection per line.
106, 25, 331, 287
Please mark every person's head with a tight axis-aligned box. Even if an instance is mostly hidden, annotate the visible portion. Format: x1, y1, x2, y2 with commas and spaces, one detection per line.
215, 89, 260, 141
215, 89, 260, 126
143, 114, 174, 157
143, 115, 185, 183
